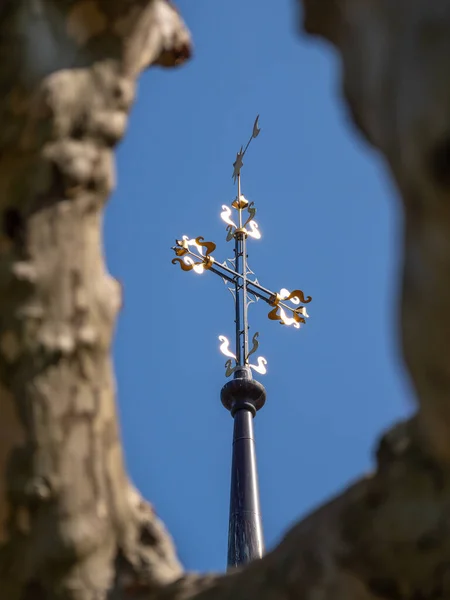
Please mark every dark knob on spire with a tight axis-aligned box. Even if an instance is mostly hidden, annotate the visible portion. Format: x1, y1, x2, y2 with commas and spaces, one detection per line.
221, 367, 266, 416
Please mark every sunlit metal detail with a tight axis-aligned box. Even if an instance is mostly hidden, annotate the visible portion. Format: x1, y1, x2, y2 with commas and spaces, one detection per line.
268, 305, 302, 329
246, 269, 259, 307
225, 359, 238, 378
225, 355, 267, 376
247, 332, 260, 359
221, 205, 237, 229
220, 332, 266, 376
250, 356, 267, 375
219, 335, 236, 359
220, 195, 261, 241
178, 235, 216, 257
171, 256, 202, 273
171, 115, 312, 378
171, 236, 216, 274
265, 287, 312, 328
278, 287, 312, 305
225, 356, 267, 377
242, 202, 256, 229
246, 296, 256, 309
246, 220, 260, 239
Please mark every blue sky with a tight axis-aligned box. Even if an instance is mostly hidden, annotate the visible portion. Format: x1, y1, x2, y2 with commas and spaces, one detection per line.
105, 1, 412, 572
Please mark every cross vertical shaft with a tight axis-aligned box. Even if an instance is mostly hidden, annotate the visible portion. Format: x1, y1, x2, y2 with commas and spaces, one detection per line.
226, 171, 264, 568
234, 174, 249, 366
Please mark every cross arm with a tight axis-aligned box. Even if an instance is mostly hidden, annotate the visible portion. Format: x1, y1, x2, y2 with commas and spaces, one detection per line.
171, 236, 312, 329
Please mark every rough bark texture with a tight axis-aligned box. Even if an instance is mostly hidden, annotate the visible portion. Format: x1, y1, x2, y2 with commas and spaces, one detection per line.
0, 1, 190, 598
1, 0, 450, 599
302, 0, 450, 465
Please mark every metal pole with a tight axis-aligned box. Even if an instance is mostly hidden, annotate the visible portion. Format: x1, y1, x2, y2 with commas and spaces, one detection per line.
234, 231, 242, 365
221, 366, 265, 569
234, 174, 250, 367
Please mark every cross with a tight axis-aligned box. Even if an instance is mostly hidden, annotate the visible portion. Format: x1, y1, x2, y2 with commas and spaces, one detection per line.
172, 116, 311, 379
171, 116, 312, 568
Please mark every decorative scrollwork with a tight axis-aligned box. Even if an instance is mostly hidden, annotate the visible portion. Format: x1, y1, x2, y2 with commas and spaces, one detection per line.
195, 236, 216, 257
173, 243, 188, 257
225, 359, 238, 378
224, 357, 267, 377
247, 332, 260, 360
277, 288, 312, 305
171, 236, 216, 274
268, 305, 306, 329
171, 257, 204, 273
220, 206, 237, 229
250, 356, 267, 375
246, 220, 260, 239
220, 197, 261, 241
219, 335, 236, 359
242, 201, 256, 230
219, 333, 267, 377
172, 115, 311, 387
220, 335, 238, 377
227, 286, 237, 301
267, 287, 311, 329
173, 235, 216, 257
270, 288, 312, 308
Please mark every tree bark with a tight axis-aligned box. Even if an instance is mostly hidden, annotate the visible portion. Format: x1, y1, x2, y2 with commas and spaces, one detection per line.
2, 1, 450, 599
301, 0, 450, 465
0, 1, 190, 598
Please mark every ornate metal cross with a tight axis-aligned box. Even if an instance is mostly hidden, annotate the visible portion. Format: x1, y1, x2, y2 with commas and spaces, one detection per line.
171, 116, 312, 569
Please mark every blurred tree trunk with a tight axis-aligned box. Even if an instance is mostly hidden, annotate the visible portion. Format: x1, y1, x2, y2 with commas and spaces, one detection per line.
0, 1, 190, 598
2, 1, 450, 599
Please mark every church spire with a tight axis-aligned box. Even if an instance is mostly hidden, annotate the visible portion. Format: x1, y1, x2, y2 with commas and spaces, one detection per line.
172, 116, 312, 569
